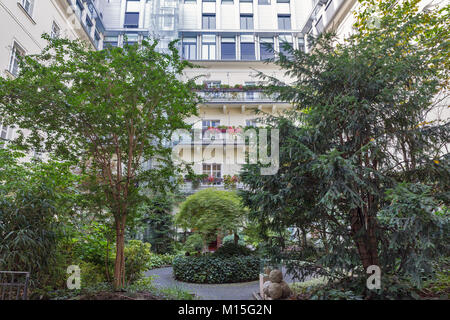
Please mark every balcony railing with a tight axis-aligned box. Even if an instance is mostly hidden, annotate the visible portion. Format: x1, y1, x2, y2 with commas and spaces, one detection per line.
195, 89, 278, 103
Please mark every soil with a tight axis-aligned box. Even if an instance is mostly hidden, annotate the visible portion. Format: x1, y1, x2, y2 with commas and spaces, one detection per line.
77, 291, 159, 300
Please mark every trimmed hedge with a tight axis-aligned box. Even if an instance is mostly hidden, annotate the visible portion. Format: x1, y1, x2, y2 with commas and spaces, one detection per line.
172, 255, 260, 284
213, 242, 253, 257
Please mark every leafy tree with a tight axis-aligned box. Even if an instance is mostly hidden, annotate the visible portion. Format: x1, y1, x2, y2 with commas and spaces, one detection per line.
0, 36, 198, 289
240, 0, 449, 293
175, 188, 246, 248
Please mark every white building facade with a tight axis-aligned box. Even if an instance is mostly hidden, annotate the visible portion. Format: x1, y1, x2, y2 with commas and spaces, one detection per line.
0, 0, 106, 149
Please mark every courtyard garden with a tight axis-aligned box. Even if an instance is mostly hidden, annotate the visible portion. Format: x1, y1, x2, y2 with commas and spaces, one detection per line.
0, 0, 449, 301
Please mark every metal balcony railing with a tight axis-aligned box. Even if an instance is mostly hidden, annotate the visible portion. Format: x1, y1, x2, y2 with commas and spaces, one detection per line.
195, 89, 279, 104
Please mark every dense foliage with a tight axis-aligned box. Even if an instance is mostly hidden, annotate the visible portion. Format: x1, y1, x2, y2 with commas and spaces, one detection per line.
240, 0, 449, 297
213, 242, 253, 257
0, 36, 198, 288
175, 188, 246, 246
172, 255, 260, 284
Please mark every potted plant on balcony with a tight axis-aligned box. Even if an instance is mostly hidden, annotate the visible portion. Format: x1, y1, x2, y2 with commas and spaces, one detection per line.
223, 175, 240, 189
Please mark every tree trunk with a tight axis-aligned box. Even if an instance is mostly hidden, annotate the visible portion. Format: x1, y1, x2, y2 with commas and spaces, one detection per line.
113, 217, 126, 290
234, 232, 239, 245
350, 208, 379, 270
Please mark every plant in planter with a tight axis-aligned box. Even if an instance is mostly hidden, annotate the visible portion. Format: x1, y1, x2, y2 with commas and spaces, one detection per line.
223, 175, 240, 189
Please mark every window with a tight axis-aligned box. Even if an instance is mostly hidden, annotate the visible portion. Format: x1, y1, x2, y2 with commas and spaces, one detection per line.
8, 42, 24, 77
202, 163, 222, 182
202, 119, 221, 138
51, 21, 61, 39
124, 33, 139, 45
0, 119, 12, 148
75, 0, 84, 19
298, 37, 305, 52
279, 35, 293, 59
258, 0, 270, 4
260, 37, 274, 60
221, 37, 236, 60
278, 14, 291, 30
277, 0, 290, 2
246, 119, 257, 127
182, 37, 197, 60
240, 35, 255, 60
124, 13, 139, 28
104, 36, 118, 48
240, 15, 253, 30
204, 81, 221, 88
85, 16, 93, 34
94, 30, 101, 48
124, 0, 140, 28
222, 0, 234, 3
245, 82, 256, 100
202, 120, 220, 129
202, 14, 216, 29
202, 35, 216, 60
20, 0, 34, 16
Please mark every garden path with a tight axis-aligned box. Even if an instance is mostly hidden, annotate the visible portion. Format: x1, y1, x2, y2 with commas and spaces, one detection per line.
145, 267, 299, 300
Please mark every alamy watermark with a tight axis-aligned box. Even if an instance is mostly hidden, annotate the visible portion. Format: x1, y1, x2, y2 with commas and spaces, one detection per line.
171, 128, 279, 175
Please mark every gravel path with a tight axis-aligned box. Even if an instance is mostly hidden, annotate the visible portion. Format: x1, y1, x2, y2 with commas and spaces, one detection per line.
145, 267, 298, 300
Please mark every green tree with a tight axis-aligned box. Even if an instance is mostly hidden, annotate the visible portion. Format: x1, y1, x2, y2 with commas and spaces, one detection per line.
0, 36, 198, 289
240, 0, 449, 293
175, 188, 246, 248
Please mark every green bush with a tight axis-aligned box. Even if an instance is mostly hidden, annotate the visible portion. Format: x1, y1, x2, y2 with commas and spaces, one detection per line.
148, 253, 178, 269
222, 233, 245, 246
214, 242, 253, 257
79, 261, 107, 288
173, 255, 260, 283
123, 240, 152, 283
183, 233, 204, 253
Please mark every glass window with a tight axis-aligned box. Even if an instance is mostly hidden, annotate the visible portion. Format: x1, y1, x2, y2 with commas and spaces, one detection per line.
240, 35, 255, 60
240, 15, 253, 30
202, 35, 216, 60
202, 14, 216, 29
182, 37, 197, 60
124, 12, 139, 28
51, 21, 61, 39
260, 37, 274, 60
258, 0, 270, 4
298, 37, 305, 52
21, 0, 34, 16
202, 163, 222, 182
221, 37, 236, 60
277, 0, 290, 2
279, 35, 293, 58
8, 43, 24, 77
278, 15, 291, 30
104, 36, 118, 48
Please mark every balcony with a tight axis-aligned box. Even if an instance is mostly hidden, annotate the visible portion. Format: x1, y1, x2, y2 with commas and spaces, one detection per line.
195, 88, 278, 104
180, 180, 245, 195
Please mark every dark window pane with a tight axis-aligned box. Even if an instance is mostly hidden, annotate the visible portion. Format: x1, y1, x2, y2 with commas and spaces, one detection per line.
241, 42, 255, 60
221, 43, 236, 60
124, 12, 139, 28
260, 43, 274, 60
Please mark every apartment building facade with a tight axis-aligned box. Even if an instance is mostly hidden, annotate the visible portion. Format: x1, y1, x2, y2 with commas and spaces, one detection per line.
0, 0, 106, 148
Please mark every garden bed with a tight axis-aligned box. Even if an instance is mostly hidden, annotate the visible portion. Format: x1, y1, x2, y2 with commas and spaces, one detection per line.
173, 255, 260, 284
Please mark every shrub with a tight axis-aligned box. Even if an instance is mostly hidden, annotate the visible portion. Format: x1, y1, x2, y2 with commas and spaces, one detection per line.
183, 233, 204, 253
172, 255, 260, 283
222, 233, 245, 246
79, 261, 107, 288
147, 253, 178, 269
123, 240, 152, 283
214, 242, 253, 257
